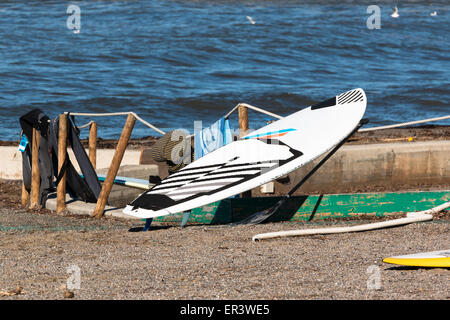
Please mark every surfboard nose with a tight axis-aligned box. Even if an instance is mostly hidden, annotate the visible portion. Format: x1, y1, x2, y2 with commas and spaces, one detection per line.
337, 88, 366, 105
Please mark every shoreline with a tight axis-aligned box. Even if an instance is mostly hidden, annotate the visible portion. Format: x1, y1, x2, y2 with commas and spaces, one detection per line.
2, 125, 449, 149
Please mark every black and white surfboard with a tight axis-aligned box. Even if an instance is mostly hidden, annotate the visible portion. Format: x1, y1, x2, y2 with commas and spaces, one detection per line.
123, 88, 367, 219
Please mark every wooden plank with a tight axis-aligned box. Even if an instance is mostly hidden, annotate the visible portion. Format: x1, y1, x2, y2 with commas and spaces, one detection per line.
152, 191, 450, 224
153, 200, 232, 225
292, 191, 450, 221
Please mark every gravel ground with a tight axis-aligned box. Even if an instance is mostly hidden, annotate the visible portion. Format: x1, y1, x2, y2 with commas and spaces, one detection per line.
0, 204, 448, 300
2, 120, 448, 303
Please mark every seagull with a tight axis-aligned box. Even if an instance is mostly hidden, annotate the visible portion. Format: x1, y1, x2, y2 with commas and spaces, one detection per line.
391, 6, 399, 18
246, 16, 256, 24
430, 11, 437, 16
73, 29, 80, 34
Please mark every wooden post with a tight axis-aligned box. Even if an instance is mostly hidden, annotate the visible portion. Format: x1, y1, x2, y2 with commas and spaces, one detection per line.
238, 104, 251, 198
29, 128, 40, 209
57, 113, 68, 213
238, 104, 249, 138
21, 182, 29, 207
89, 121, 97, 170
92, 114, 136, 218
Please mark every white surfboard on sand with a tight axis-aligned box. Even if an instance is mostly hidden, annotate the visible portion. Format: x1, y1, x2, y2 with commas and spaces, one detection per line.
383, 249, 450, 268
123, 88, 367, 219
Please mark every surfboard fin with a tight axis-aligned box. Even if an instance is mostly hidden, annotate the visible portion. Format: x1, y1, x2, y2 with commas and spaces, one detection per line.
181, 211, 190, 227
142, 218, 153, 231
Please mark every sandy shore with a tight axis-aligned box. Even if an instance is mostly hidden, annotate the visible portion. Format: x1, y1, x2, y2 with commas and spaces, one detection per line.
0, 181, 448, 300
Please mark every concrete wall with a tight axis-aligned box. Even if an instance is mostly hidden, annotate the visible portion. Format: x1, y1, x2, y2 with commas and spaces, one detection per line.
3, 140, 449, 198
253, 140, 450, 196
0, 146, 141, 180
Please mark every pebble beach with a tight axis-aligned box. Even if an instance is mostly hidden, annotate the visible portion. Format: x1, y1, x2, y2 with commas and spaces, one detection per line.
0, 180, 448, 300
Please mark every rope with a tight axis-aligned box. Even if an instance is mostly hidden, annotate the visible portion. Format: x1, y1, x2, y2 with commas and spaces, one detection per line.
76, 120, 95, 130
68, 111, 166, 135
69, 112, 130, 117
251, 201, 450, 242
70, 105, 281, 138
223, 104, 449, 133
358, 115, 450, 132
131, 112, 166, 135
224, 103, 284, 120
67, 107, 449, 137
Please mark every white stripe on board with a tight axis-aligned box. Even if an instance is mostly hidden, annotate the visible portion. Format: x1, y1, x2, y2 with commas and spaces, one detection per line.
194, 169, 260, 181
166, 179, 242, 197
168, 165, 224, 178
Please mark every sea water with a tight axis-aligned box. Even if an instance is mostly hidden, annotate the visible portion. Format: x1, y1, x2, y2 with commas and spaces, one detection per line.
0, 0, 448, 140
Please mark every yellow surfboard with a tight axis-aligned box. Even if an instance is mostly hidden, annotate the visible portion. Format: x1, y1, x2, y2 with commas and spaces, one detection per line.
383, 249, 450, 268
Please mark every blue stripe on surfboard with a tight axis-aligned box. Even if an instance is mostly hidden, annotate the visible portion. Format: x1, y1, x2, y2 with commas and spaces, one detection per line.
244, 128, 297, 140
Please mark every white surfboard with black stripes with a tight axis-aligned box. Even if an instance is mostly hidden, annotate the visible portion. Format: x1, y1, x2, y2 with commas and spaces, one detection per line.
123, 88, 367, 219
